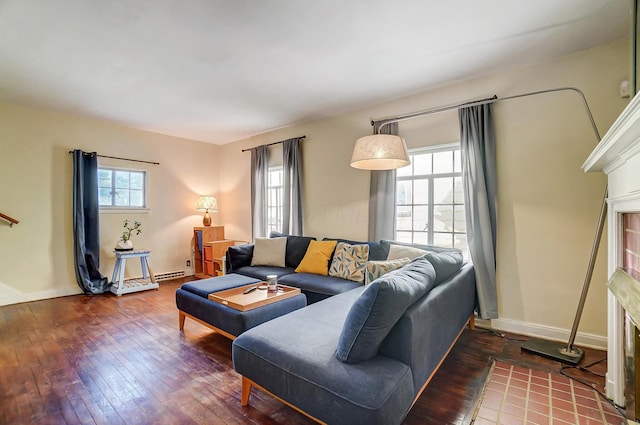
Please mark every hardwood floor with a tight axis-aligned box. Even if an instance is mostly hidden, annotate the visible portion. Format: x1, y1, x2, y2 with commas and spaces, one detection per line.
0, 278, 613, 425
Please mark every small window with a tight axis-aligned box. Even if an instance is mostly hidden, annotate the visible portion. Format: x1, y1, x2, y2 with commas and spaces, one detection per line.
98, 167, 147, 209
267, 166, 283, 235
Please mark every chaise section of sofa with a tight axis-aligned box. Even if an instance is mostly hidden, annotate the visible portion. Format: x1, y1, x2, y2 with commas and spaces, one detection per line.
232, 258, 477, 425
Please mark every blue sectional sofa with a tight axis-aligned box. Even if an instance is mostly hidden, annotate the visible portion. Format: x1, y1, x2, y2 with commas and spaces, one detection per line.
230, 237, 477, 425
226, 232, 460, 304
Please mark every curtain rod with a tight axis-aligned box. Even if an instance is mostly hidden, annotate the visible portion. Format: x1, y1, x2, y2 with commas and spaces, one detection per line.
68, 150, 160, 165
373, 87, 601, 142
241, 135, 306, 152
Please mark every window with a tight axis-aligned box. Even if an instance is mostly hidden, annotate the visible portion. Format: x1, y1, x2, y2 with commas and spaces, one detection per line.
267, 166, 283, 235
396, 144, 468, 259
98, 167, 147, 209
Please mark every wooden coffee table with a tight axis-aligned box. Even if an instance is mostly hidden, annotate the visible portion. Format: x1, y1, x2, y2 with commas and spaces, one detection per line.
208, 283, 301, 311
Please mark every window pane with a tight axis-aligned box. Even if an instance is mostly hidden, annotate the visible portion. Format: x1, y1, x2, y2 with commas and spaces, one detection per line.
413, 205, 429, 231
115, 171, 130, 189
434, 177, 454, 204
412, 231, 428, 244
454, 149, 462, 173
434, 232, 453, 247
397, 180, 412, 205
99, 188, 112, 205
130, 172, 144, 190
454, 205, 466, 233
115, 189, 129, 206
130, 189, 143, 207
413, 153, 432, 175
433, 205, 453, 231
413, 179, 429, 204
454, 234, 468, 255
396, 206, 412, 231
397, 158, 413, 177
433, 151, 453, 174
98, 169, 111, 188
454, 177, 464, 204
396, 231, 413, 243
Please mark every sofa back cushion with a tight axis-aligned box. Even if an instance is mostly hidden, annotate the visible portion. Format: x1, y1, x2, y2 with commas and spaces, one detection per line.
227, 244, 254, 272
323, 238, 387, 261
380, 240, 459, 256
423, 251, 464, 284
335, 258, 437, 364
270, 231, 316, 268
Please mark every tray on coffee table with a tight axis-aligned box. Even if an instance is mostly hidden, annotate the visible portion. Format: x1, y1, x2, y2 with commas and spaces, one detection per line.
208, 283, 301, 311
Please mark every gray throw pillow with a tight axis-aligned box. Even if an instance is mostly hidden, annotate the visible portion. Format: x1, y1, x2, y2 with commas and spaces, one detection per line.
336, 258, 437, 364
250, 237, 286, 267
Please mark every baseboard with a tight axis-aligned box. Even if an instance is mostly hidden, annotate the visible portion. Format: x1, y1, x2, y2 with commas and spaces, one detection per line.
489, 317, 607, 350
0, 282, 83, 307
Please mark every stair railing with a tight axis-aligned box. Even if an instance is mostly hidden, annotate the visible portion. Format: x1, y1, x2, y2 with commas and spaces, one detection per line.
0, 212, 19, 227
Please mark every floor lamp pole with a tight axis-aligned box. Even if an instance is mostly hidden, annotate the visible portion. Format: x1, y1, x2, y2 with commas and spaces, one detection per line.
521, 186, 608, 365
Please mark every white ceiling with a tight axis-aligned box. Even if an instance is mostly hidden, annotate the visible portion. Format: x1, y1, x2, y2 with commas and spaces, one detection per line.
0, 0, 630, 144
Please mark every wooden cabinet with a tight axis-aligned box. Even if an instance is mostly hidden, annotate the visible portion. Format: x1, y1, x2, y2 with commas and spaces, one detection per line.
193, 226, 235, 278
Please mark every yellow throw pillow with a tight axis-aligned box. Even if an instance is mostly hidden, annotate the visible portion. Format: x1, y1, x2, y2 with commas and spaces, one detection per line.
295, 240, 338, 275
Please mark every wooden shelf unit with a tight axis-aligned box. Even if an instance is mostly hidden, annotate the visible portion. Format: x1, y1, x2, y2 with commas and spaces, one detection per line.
193, 226, 235, 278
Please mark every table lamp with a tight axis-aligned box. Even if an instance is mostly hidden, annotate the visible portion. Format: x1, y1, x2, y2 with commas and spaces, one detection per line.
196, 196, 218, 226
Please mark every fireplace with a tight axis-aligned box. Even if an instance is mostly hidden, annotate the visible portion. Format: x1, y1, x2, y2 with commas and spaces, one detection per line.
622, 213, 640, 421
583, 92, 640, 422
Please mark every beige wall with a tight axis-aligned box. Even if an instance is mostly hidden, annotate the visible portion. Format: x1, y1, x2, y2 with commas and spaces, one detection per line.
0, 38, 628, 344
220, 39, 629, 345
0, 103, 220, 304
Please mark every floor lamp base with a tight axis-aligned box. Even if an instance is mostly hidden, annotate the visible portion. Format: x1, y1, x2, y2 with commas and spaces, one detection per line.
521, 338, 584, 366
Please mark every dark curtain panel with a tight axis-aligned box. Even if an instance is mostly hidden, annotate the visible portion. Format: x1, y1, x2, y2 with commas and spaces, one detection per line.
72, 149, 110, 294
459, 104, 498, 319
282, 138, 303, 235
250, 145, 269, 240
368, 122, 398, 241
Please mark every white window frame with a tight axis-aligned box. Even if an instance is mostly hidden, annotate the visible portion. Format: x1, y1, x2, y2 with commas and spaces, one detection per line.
98, 166, 149, 212
267, 166, 283, 235
395, 142, 468, 258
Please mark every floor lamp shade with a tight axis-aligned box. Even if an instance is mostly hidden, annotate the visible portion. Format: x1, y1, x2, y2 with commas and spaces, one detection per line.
350, 134, 410, 170
196, 196, 218, 227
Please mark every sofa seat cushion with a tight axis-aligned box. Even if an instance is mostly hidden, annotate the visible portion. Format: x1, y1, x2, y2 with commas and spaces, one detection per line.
180, 274, 261, 298
336, 258, 437, 364
278, 272, 361, 296
233, 266, 296, 282
233, 288, 415, 425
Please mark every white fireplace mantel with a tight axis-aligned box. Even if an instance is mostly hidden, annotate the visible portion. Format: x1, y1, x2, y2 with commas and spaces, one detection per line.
584, 92, 640, 175
583, 92, 640, 408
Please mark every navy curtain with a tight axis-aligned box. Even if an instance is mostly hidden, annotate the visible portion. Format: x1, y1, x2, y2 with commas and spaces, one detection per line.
282, 138, 303, 235
459, 104, 498, 319
72, 150, 110, 294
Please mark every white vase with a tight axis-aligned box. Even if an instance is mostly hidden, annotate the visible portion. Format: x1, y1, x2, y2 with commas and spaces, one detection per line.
115, 239, 133, 251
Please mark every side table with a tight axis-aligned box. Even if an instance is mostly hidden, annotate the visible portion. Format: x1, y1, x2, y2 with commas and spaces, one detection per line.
110, 249, 158, 296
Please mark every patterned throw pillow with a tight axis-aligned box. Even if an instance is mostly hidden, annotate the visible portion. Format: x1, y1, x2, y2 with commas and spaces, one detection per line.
364, 258, 411, 285
329, 242, 370, 283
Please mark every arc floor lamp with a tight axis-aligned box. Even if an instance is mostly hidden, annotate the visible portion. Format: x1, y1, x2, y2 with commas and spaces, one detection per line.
352, 87, 605, 365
